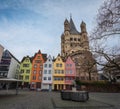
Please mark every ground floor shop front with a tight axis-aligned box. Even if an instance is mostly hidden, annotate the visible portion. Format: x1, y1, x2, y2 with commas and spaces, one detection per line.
52, 84, 73, 90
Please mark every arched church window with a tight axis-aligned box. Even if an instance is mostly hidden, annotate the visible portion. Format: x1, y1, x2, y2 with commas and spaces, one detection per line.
74, 38, 76, 41
70, 38, 73, 41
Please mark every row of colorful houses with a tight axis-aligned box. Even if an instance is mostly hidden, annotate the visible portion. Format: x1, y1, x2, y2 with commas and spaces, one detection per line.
18, 50, 76, 91
0, 48, 76, 90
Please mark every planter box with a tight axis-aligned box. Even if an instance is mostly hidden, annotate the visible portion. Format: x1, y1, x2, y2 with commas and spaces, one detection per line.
61, 90, 89, 102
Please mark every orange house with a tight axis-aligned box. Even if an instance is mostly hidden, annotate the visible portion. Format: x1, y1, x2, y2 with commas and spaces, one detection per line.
30, 50, 47, 90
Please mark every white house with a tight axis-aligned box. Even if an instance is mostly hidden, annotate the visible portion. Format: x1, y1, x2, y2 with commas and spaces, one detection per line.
41, 55, 53, 91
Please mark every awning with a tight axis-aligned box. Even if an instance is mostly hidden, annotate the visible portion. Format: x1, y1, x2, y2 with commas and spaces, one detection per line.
0, 78, 22, 82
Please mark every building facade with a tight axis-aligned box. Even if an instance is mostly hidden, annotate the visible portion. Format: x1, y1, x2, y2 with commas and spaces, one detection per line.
0, 44, 4, 62
65, 56, 76, 90
0, 50, 20, 88
52, 54, 65, 90
61, 17, 98, 81
41, 55, 53, 91
19, 56, 32, 87
0, 50, 20, 78
30, 50, 47, 90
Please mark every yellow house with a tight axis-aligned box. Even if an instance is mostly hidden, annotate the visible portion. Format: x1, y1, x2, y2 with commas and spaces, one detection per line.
19, 56, 32, 87
52, 54, 65, 90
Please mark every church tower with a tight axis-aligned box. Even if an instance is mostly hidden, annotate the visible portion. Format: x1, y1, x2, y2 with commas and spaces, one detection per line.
61, 17, 89, 57
61, 16, 98, 81
80, 21, 89, 50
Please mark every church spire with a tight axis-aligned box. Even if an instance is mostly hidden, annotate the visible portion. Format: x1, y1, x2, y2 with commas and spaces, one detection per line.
80, 21, 87, 33
69, 16, 79, 34
64, 18, 70, 32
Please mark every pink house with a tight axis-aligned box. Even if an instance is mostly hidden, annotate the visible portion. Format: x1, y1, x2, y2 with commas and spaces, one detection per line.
65, 56, 76, 90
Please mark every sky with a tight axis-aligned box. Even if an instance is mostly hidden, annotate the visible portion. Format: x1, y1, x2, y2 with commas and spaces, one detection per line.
0, 0, 104, 61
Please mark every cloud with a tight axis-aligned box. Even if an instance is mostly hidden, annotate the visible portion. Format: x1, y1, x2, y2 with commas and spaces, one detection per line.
0, 0, 103, 60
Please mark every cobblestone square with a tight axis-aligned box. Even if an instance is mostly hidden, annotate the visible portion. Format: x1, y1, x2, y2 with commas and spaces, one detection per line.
0, 90, 120, 109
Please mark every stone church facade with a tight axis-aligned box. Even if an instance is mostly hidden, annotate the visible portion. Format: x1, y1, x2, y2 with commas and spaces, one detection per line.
61, 17, 98, 81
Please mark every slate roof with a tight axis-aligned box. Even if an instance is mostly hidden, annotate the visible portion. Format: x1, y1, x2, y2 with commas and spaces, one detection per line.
69, 18, 79, 35
3, 50, 20, 64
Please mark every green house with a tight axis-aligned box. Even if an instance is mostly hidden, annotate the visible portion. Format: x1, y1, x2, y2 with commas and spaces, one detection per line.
19, 56, 32, 87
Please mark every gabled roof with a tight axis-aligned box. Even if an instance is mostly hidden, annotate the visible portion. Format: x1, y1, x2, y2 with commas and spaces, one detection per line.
42, 54, 47, 61
53, 54, 65, 62
3, 50, 20, 64
21, 55, 32, 63
69, 18, 79, 35
32, 50, 47, 62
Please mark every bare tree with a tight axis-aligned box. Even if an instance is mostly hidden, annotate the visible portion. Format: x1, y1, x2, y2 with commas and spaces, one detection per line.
84, 61, 97, 81
90, 0, 120, 82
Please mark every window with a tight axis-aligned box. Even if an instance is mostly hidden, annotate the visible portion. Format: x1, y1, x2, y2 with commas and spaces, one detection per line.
26, 70, 30, 73
54, 77, 57, 80
44, 77, 47, 80
74, 38, 76, 41
44, 70, 47, 74
35, 60, 41, 63
48, 77, 51, 80
17, 65, 20, 69
25, 76, 29, 80
0, 73, 3, 76
37, 56, 40, 59
4, 73, 7, 76
70, 38, 73, 41
34, 64, 37, 68
66, 77, 69, 80
33, 76, 36, 80
33, 70, 36, 74
26, 59, 29, 62
20, 76, 23, 80
39, 70, 42, 74
70, 64, 72, 67
21, 69, 24, 73
66, 64, 69, 67
66, 70, 68, 74
44, 64, 47, 67
49, 64, 52, 68
40, 65, 43, 68
58, 58, 60, 61
60, 64, 62, 67
70, 70, 72, 74
39, 76, 41, 80
61, 70, 64, 74
78, 38, 80, 41
56, 63, 59, 67
48, 70, 51, 74
58, 70, 60, 74
23, 64, 29, 67
55, 70, 57, 74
